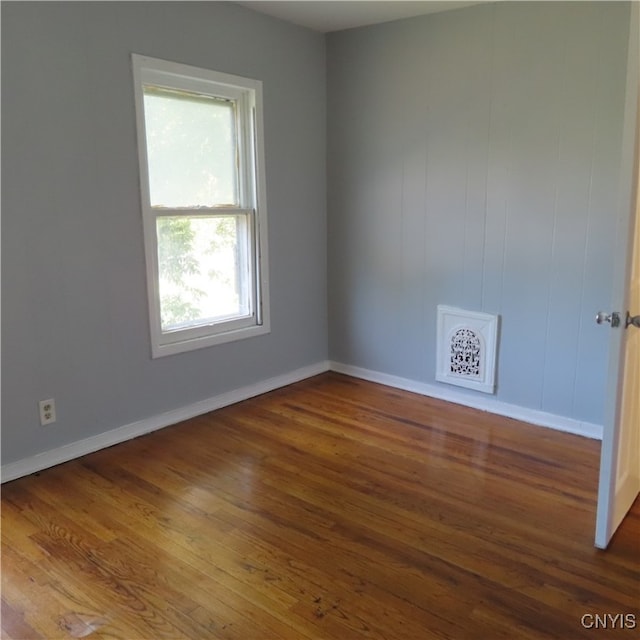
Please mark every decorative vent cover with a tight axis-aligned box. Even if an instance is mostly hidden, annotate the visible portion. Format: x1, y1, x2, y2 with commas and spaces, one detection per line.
436, 305, 499, 394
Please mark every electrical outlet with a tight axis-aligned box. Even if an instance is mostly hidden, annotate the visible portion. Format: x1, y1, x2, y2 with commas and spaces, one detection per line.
39, 398, 56, 426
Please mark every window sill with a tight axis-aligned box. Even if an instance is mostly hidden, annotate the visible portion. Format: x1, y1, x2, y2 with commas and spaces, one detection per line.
151, 322, 271, 358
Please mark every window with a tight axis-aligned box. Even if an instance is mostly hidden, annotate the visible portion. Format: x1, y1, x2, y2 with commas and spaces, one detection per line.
132, 55, 270, 357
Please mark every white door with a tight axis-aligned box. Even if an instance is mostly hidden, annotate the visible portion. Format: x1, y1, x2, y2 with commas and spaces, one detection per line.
595, 4, 640, 550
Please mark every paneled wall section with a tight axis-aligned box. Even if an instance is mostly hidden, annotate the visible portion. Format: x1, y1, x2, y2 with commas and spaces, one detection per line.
327, 2, 630, 425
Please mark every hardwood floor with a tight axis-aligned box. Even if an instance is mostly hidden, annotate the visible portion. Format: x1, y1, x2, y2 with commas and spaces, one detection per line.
2, 372, 638, 639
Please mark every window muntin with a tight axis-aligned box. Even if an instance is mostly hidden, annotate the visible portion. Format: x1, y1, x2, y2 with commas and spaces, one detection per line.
132, 55, 269, 357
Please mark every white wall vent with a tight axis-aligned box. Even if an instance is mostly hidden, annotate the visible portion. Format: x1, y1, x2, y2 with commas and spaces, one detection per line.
436, 305, 499, 394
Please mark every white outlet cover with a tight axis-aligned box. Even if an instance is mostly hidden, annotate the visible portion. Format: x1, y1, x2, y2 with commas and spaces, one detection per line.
38, 398, 56, 425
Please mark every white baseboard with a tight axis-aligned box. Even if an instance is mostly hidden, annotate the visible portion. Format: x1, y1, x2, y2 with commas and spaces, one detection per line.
2, 358, 601, 483
1, 361, 331, 483
329, 361, 603, 440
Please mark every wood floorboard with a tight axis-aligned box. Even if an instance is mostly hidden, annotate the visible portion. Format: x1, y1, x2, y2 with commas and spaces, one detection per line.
2, 372, 638, 639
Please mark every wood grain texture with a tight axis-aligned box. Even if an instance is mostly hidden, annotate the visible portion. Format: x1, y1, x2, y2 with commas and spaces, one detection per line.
2, 373, 639, 639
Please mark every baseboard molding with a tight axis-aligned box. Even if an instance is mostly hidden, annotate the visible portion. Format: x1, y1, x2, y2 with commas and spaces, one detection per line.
2, 358, 602, 483
329, 361, 603, 441
1, 360, 331, 483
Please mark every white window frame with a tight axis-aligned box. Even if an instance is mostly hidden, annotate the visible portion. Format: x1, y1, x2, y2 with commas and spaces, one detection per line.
132, 54, 270, 358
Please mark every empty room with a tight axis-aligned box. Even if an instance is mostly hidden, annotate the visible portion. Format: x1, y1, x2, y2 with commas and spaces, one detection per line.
2, 1, 639, 638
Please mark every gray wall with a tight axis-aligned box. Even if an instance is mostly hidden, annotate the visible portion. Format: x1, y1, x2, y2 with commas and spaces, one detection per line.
327, 2, 631, 425
2, 1, 633, 467
1, 1, 327, 464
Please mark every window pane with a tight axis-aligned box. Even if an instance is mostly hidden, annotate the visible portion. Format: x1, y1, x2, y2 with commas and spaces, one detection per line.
143, 87, 238, 207
156, 216, 251, 332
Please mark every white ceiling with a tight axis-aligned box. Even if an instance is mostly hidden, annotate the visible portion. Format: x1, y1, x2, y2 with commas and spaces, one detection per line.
235, 1, 487, 33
